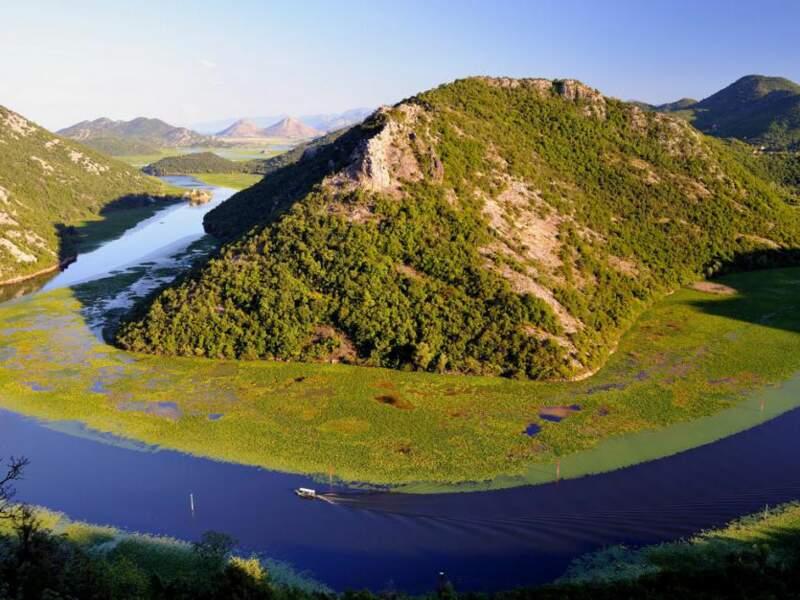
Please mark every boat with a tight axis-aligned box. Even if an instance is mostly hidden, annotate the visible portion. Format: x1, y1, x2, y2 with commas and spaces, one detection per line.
295, 487, 317, 499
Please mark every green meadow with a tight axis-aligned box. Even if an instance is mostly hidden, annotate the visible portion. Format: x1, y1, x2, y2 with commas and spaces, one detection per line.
2, 267, 800, 489
194, 172, 263, 190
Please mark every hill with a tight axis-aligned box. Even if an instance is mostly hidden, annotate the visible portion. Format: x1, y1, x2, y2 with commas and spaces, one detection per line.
116, 77, 800, 380
644, 76, 800, 150
142, 151, 266, 176
58, 117, 222, 154
216, 119, 265, 138
262, 117, 321, 139
0, 105, 174, 283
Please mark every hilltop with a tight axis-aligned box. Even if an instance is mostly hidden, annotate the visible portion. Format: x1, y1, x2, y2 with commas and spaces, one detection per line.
644, 75, 800, 149
0, 106, 174, 283
116, 76, 800, 380
58, 117, 222, 155
262, 117, 321, 139
215, 119, 266, 138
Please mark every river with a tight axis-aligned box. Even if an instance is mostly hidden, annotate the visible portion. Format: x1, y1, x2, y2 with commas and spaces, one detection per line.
2, 177, 800, 592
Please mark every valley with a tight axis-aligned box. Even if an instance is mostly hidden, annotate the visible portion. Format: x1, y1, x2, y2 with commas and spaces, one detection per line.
2, 5, 800, 592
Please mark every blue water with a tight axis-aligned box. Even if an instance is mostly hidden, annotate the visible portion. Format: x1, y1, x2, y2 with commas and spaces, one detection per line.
4, 406, 800, 592
42, 176, 234, 291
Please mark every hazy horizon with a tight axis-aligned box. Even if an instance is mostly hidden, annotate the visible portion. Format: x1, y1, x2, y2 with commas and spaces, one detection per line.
2, 0, 799, 131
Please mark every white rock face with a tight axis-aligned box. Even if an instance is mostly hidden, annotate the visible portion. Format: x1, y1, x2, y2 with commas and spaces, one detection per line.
30, 156, 54, 174
0, 237, 37, 263
2, 111, 36, 138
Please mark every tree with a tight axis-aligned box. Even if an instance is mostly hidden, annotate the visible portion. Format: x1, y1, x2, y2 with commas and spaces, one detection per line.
0, 456, 28, 520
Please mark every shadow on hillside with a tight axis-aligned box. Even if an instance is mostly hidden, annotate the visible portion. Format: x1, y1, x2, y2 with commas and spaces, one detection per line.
687, 249, 800, 335
56, 193, 184, 261
0, 194, 182, 304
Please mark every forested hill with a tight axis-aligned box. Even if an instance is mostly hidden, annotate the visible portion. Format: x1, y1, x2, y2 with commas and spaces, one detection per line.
117, 77, 800, 380
0, 105, 174, 283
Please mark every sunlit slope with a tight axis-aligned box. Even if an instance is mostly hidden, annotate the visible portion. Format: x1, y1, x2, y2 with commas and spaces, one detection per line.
0, 105, 173, 283
118, 77, 800, 379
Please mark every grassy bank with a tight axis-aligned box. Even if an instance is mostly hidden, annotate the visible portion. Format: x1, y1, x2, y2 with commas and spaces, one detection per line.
2, 268, 800, 488
0, 506, 328, 596
560, 501, 800, 585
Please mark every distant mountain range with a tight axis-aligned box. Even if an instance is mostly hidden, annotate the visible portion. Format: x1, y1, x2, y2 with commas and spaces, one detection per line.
638, 75, 800, 149
216, 116, 322, 139
57, 117, 222, 155
193, 108, 373, 135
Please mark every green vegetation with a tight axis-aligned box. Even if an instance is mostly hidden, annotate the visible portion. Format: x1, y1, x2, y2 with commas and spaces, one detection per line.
0, 105, 178, 284
0, 505, 326, 599
142, 151, 266, 176
79, 135, 163, 156
118, 77, 800, 381
4, 266, 800, 488
651, 75, 800, 150
194, 173, 264, 190
559, 502, 800, 588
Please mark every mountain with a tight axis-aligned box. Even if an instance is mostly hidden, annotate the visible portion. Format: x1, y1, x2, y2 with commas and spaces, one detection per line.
58, 117, 222, 154
643, 76, 800, 150
191, 109, 373, 135
656, 97, 697, 112
0, 105, 173, 283
116, 76, 800, 380
689, 75, 800, 148
216, 119, 266, 138
261, 117, 321, 139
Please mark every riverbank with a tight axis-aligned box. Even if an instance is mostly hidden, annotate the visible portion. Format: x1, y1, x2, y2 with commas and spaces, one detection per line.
0, 506, 329, 594
3, 265, 800, 489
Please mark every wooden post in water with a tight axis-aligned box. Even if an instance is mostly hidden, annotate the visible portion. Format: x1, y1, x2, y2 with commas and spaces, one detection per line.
556, 459, 561, 482
190, 493, 195, 516
328, 465, 334, 491
760, 397, 766, 413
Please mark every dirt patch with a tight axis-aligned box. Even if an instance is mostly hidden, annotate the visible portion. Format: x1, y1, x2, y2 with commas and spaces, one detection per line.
690, 281, 737, 295
375, 381, 396, 390
587, 382, 627, 395
539, 404, 582, 422
375, 394, 414, 410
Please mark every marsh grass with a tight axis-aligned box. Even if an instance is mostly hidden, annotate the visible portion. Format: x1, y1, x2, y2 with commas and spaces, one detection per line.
560, 501, 800, 584
3, 268, 800, 488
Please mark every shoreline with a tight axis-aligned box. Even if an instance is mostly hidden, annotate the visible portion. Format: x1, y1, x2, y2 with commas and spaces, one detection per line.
0, 255, 76, 287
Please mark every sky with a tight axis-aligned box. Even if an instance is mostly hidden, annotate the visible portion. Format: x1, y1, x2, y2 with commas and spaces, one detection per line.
2, 0, 799, 130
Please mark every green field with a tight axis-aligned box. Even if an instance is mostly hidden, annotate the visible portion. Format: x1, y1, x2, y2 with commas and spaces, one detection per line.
116, 144, 291, 168
193, 173, 263, 190
2, 267, 800, 488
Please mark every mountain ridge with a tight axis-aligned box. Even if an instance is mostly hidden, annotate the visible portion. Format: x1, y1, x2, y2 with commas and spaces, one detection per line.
58, 116, 222, 154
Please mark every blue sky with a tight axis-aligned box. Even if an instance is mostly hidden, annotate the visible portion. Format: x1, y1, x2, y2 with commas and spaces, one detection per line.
2, 0, 799, 129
